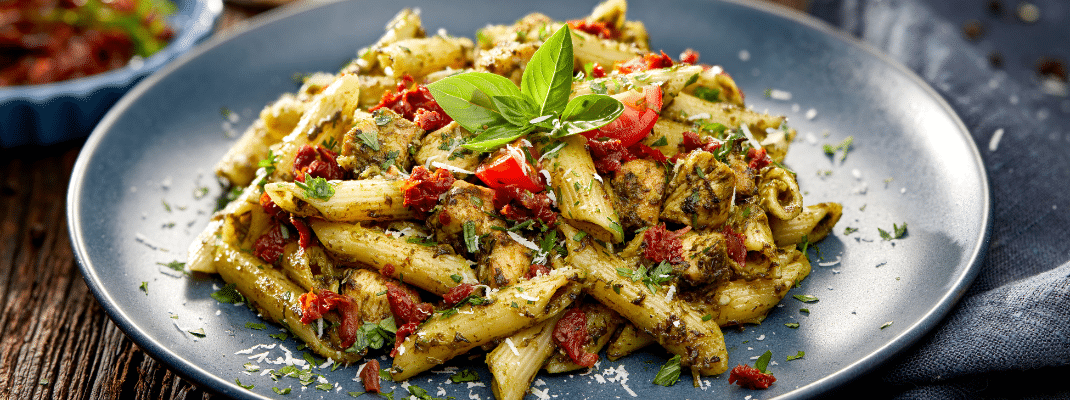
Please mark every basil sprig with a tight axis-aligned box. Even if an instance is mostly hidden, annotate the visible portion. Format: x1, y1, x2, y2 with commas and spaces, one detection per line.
427, 26, 623, 153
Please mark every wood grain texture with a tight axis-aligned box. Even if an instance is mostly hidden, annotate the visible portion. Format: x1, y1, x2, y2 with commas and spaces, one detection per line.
0, 142, 216, 399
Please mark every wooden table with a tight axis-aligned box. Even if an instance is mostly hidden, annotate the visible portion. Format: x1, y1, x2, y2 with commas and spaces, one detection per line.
0, 1, 804, 398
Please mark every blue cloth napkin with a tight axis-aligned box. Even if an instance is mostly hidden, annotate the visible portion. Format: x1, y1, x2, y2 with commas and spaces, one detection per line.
807, 0, 1070, 398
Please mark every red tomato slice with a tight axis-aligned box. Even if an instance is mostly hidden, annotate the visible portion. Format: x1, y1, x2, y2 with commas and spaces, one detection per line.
475, 143, 544, 192
582, 85, 662, 147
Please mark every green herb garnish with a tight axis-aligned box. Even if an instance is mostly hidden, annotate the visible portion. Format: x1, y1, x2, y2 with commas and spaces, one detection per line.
427, 26, 623, 153
295, 174, 335, 200
652, 354, 682, 386
755, 350, 773, 373
787, 351, 805, 361
793, 294, 819, 303
879, 222, 908, 240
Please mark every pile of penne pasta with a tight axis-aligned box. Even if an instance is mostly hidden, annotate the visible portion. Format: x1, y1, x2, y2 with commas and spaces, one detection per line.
186, 0, 842, 397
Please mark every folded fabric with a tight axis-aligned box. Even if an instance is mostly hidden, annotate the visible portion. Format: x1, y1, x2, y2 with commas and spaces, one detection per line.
807, 0, 1070, 398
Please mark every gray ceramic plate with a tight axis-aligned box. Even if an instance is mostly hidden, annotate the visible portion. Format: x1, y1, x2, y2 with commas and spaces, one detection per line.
68, 0, 990, 398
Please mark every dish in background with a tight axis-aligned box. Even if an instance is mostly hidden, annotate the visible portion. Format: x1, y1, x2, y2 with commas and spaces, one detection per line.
0, 0, 222, 147
67, 0, 989, 398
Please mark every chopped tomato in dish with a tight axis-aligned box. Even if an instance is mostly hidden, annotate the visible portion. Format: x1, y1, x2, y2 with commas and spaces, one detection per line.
371, 75, 453, 131
582, 85, 662, 147
475, 142, 544, 193
360, 359, 381, 393
298, 289, 360, 348
553, 307, 598, 367
728, 364, 776, 389
402, 166, 456, 214
616, 51, 674, 74
567, 19, 619, 40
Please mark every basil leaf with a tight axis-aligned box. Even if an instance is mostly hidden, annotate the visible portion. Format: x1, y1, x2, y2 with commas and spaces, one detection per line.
560, 94, 623, 136
427, 72, 522, 133
522, 25, 574, 116
462, 124, 535, 152
755, 350, 773, 373
492, 95, 539, 127
652, 354, 681, 386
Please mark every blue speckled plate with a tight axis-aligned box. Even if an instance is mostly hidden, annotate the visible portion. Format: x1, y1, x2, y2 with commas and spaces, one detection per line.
68, 0, 990, 398
0, 0, 222, 147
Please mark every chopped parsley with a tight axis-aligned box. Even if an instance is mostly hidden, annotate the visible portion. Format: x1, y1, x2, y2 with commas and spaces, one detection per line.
784, 322, 800, 329
450, 369, 480, 383
211, 283, 244, 304
843, 227, 859, 235
323, 137, 340, 152
652, 354, 682, 386
270, 332, 289, 341
406, 236, 438, 247
273, 387, 292, 395
245, 322, 267, 330
356, 128, 381, 151
793, 294, 819, 303
316, 383, 334, 391
463, 221, 479, 253
822, 136, 854, 162
244, 363, 260, 373
701, 314, 713, 322
878, 222, 908, 240
694, 86, 721, 102
157, 260, 186, 273
295, 174, 336, 200
650, 136, 669, 147
235, 378, 254, 390
139, 281, 148, 294
787, 351, 805, 361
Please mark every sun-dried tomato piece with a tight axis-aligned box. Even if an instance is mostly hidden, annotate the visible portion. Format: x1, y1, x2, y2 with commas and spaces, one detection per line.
642, 223, 689, 264
680, 49, 700, 64
253, 222, 288, 264
587, 138, 637, 175
494, 186, 557, 226
524, 263, 551, 280
298, 289, 360, 348
728, 364, 776, 389
442, 283, 475, 306
370, 75, 453, 129
414, 108, 451, 132
626, 142, 668, 164
360, 359, 381, 393
616, 51, 674, 74
401, 166, 455, 214
553, 307, 598, 367
747, 147, 772, 170
259, 192, 288, 222
386, 282, 434, 356
289, 215, 313, 249
567, 19, 619, 40
723, 225, 747, 268
293, 144, 343, 182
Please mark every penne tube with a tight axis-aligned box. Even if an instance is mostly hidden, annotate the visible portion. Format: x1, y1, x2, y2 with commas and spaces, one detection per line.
377, 36, 474, 79
214, 236, 363, 364
272, 74, 363, 182
390, 268, 582, 380
663, 93, 784, 142
769, 202, 843, 246
309, 220, 478, 295
759, 166, 804, 221
560, 223, 728, 376
487, 314, 564, 400
264, 179, 414, 222
606, 322, 655, 360
546, 135, 624, 243
543, 302, 623, 373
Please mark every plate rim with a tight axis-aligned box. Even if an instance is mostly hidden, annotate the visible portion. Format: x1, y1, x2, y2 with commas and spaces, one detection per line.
67, 0, 991, 398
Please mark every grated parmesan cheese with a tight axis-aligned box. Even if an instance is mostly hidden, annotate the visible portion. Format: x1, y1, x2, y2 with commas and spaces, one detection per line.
505, 338, 520, 356
431, 161, 475, 175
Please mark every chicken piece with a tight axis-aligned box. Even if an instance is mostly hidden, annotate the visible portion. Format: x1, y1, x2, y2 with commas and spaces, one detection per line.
674, 230, 735, 287
611, 159, 666, 231
725, 154, 758, 198
339, 268, 399, 324
337, 109, 425, 176
428, 181, 533, 286
414, 121, 479, 175
660, 150, 736, 229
